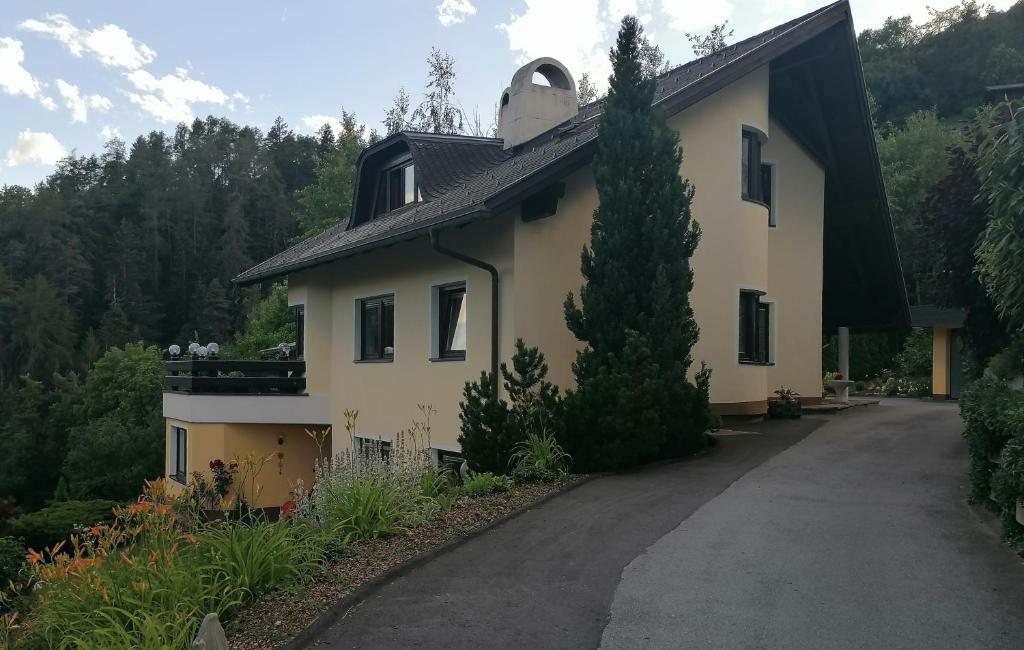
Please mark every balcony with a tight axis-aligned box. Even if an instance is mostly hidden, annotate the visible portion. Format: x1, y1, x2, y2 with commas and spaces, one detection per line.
162, 360, 329, 425
164, 360, 306, 395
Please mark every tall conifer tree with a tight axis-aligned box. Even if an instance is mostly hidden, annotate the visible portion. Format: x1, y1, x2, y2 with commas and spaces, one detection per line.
563, 16, 712, 471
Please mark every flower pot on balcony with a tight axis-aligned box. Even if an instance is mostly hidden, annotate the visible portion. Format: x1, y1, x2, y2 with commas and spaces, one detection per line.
828, 379, 853, 403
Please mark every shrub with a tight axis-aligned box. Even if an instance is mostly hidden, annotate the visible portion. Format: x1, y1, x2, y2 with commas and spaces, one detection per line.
5, 499, 118, 551
991, 436, 1024, 547
988, 336, 1024, 381
510, 432, 570, 483
959, 377, 1020, 503
314, 408, 437, 542
895, 328, 933, 379
462, 473, 512, 497
459, 340, 564, 474
0, 536, 25, 589
204, 519, 321, 598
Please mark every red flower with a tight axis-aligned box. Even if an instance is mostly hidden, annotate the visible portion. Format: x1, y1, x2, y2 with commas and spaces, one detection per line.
281, 500, 296, 518
210, 459, 225, 469
229, 461, 238, 470
835, 371, 844, 380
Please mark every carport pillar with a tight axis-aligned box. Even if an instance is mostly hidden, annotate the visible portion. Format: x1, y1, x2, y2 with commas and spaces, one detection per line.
932, 326, 951, 399
838, 327, 850, 378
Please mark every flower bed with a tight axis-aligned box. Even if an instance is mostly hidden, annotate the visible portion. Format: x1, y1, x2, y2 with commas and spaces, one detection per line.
1, 407, 579, 648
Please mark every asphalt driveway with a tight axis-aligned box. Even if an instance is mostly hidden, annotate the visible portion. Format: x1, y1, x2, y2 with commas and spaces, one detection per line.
306, 400, 1024, 649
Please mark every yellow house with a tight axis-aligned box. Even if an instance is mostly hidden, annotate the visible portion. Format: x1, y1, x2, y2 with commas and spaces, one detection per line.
164, 0, 908, 507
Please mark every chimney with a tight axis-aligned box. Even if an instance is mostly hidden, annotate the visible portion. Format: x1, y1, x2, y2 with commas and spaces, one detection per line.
498, 58, 578, 150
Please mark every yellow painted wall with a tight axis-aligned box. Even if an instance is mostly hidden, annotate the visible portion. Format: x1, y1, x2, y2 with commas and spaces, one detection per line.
293, 216, 516, 455
764, 118, 826, 400
164, 419, 327, 508
932, 326, 950, 397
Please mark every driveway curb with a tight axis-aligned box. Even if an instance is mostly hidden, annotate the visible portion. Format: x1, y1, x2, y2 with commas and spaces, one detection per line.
281, 474, 600, 650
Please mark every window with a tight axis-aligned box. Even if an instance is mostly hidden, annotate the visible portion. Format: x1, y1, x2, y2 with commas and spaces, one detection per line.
372, 162, 420, 216
761, 162, 775, 226
355, 436, 392, 460
359, 295, 394, 361
294, 305, 305, 359
738, 290, 771, 364
437, 283, 467, 359
170, 426, 187, 483
741, 129, 766, 205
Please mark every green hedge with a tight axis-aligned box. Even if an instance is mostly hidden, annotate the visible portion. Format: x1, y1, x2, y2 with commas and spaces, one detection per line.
0, 535, 25, 588
3, 500, 118, 551
960, 377, 1024, 547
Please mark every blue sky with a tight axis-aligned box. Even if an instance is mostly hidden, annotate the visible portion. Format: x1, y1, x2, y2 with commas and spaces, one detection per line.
0, 0, 1015, 188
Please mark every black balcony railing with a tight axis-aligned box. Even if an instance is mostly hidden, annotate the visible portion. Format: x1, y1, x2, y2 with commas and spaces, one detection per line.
164, 360, 306, 395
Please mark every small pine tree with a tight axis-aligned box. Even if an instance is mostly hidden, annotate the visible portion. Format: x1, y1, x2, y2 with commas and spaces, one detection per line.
458, 340, 563, 474
562, 16, 712, 471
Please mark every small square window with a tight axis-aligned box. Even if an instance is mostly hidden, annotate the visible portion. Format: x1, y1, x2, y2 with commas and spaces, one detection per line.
355, 436, 392, 460
170, 426, 187, 484
359, 295, 394, 360
438, 284, 467, 359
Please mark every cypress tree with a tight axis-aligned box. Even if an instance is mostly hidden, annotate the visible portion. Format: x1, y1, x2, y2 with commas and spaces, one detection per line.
562, 16, 712, 471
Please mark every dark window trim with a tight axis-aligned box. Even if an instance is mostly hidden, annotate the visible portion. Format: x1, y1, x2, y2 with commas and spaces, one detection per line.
171, 425, 187, 484
371, 156, 421, 218
358, 294, 395, 362
294, 304, 305, 359
762, 162, 776, 227
436, 282, 467, 361
354, 436, 393, 460
738, 289, 771, 365
741, 127, 769, 208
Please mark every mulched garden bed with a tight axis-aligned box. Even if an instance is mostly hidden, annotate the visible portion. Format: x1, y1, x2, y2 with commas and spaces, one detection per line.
227, 477, 582, 649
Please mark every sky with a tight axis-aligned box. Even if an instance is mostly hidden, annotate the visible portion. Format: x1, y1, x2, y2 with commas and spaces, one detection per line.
0, 0, 1017, 188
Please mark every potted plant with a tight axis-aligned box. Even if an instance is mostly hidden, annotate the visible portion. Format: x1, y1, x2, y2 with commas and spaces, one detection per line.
827, 370, 853, 403
768, 387, 802, 419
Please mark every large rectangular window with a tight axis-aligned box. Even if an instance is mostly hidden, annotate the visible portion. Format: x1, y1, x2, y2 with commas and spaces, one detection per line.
437, 283, 467, 359
359, 295, 394, 361
170, 426, 187, 484
741, 129, 766, 205
738, 290, 770, 364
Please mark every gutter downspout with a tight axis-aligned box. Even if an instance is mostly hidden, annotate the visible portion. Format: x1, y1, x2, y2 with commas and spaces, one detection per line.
428, 228, 499, 395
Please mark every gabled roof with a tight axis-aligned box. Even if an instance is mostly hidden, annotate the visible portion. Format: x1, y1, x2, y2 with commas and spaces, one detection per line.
234, 1, 853, 286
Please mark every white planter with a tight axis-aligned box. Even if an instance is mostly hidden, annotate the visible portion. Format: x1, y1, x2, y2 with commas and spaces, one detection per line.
828, 379, 853, 403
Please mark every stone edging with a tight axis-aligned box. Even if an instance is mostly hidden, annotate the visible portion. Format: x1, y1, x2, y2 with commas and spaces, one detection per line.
279, 474, 599, 650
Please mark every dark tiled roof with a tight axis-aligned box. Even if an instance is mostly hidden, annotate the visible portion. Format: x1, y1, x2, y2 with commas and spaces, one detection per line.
910, 304, 965, 328
235, 1, 848, 284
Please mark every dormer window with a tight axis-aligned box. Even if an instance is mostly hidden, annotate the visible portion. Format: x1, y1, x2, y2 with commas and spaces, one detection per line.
373, 160, 421, 217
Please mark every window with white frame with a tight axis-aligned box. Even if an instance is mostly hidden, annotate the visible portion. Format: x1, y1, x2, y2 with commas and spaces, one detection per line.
170, 426, 187, 483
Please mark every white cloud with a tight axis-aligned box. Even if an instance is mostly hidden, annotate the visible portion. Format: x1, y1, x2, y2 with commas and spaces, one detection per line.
438, 0, 478, 26
20, 14, 156, 69
498, 0, 612, 91
56, 79, 112, 123
0, 37, 56, 109
6, 130, 67, 166
301, 114, 342, 133
99, 125, 123, 142
124, 67, 243, 123
660, 0, 734, 32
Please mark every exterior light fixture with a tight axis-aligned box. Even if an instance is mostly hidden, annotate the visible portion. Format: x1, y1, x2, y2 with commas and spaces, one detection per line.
207, 342, 220, 356
197, 346, 209, 358
188, 342, 200, 355
168, 344, 181, 357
